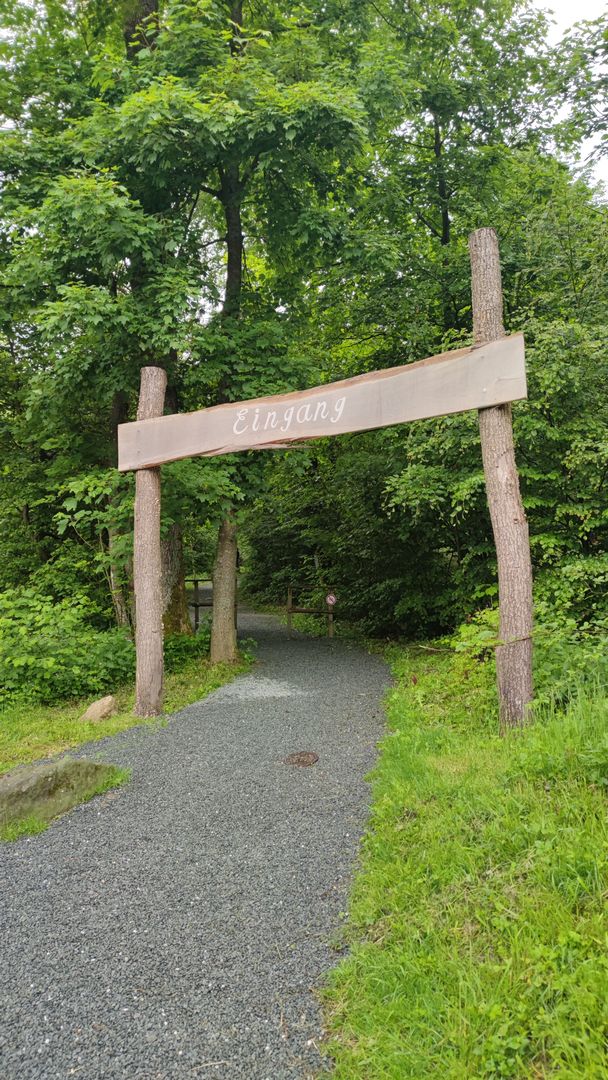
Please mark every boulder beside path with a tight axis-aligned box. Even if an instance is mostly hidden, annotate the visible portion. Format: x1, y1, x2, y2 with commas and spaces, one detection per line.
79, 694, 116, 723
0, 758, 119, 829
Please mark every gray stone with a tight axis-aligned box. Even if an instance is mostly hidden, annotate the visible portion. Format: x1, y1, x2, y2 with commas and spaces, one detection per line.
79, 694, 116, 723
0, 758, 119, 827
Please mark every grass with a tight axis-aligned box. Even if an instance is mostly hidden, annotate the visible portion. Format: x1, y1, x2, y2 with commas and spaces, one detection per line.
323, 645, 608, 1078
0, 655, 250, 776
0, 764, 131, 841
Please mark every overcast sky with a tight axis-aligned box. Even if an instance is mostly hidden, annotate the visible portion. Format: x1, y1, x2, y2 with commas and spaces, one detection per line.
542, 0, 606, 40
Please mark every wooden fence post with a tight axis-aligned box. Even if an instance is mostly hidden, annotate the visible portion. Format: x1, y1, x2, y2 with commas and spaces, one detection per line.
134, 366, 167, 717
287, 586, 293, 639
469, 228, 533, 731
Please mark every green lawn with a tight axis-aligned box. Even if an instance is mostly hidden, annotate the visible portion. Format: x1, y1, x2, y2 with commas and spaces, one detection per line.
0, 656, 249, 776
323, 645, 608, 1078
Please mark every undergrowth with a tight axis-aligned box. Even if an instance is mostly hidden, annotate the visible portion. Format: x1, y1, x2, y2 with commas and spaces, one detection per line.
323, 645, 608, 1078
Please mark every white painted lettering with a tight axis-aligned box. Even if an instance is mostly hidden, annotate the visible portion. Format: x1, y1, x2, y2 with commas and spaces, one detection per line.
252, 408, 261, 432
314, 401, 328, 421
280, 406, 295, 432
296, 403, 313, 424
331, 396, 346, 424
264, 411, 278, 430
233, 408, 249, 435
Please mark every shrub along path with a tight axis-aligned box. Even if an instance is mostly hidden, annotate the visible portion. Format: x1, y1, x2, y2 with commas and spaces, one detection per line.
0, 611, 389, 1080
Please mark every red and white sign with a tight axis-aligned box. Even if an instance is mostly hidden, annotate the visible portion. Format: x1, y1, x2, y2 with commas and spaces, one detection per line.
118, 335, 526, 472
326, 593, 337, 606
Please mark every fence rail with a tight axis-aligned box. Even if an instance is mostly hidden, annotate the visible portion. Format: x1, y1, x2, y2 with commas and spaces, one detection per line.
186, 578, 212, 631
287, 585, 336, 639
186, 577, 238, 631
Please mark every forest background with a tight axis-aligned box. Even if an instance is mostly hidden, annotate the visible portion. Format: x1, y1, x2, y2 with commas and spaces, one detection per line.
0, 0, 607, 708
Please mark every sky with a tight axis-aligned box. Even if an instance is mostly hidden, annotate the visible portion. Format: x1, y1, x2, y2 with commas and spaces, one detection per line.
539, 0, 608, 185
543, 0, 606, 39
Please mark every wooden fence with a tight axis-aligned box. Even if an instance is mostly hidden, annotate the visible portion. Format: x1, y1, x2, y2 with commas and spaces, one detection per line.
186, 577, 237, 631
287, 586, 336, 639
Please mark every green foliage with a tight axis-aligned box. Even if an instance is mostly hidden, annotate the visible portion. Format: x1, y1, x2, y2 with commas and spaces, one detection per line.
0, 0, 606, 715
0, 587, 220, 706
164, 621, 212, 671
247, 316, 608, 639
0, 815, 48, 843
324, 645, 608, 1077
0, 589, 135, 705
0, 0, 370, 636
556, 13, 608, 162
450, 600, 608, 710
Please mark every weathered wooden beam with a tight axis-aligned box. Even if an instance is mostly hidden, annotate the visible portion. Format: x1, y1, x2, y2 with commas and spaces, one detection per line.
118, 336, 526, 471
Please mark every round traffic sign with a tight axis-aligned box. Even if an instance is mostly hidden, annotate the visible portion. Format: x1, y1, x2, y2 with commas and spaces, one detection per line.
326, 593, 337, 606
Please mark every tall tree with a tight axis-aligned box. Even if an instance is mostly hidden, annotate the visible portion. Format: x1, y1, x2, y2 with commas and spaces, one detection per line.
0, 0, 365, 670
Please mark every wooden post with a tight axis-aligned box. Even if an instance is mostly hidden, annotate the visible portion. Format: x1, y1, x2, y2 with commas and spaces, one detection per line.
469, 228, 533, 730
327, 603, 334, 639
287, 586, 293, 639
134, 366, 167, 717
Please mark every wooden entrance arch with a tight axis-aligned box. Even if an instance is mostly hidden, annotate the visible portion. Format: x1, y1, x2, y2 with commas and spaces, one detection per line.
118, 229, 533, 731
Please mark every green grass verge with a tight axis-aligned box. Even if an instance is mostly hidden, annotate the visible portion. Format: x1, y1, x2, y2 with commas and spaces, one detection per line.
323, 645, 608, 1078
0, 656, 250, 776
0, 764, 131, 841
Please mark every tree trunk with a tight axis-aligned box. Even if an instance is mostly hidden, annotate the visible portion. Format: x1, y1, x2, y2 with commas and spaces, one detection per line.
210, 162, 244, 660
433, 116, 450, 248
469, 227, 533, 731
229, 0, 243, 55
108, 527, 131, 628
134, 366, 167, 716
220, 166, 243, 320
433, 115, 454, 333
161, 523, 192, 634
123, 0, 158, 58
108, 390, 131, 629
210, 518, 238, 663
160, 381, 192, 635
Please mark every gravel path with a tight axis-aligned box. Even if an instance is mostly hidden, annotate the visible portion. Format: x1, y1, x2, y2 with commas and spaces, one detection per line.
0, 612, 389, 1080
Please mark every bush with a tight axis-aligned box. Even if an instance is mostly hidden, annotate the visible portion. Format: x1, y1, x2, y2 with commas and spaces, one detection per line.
450, 604, 608, 708
0, 588, 135, 706
164, 621, 211, 672
0, 588, 216, 708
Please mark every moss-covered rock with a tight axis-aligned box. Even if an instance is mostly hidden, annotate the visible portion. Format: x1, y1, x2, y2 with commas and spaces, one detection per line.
0, 758, 127, 835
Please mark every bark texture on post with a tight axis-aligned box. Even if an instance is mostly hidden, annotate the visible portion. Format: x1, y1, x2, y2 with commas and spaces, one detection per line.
134, 366, 167, 716
469, 228, 533, 731
210, 517, 238, 664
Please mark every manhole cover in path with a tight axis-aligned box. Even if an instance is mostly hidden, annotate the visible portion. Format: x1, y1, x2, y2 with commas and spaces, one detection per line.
284, 751, 319, 767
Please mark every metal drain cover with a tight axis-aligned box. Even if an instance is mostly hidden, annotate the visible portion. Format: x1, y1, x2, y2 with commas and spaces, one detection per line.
284, 751, 319, 767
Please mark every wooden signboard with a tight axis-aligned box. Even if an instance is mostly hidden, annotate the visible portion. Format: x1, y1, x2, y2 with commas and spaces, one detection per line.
118, 334, 526, 472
